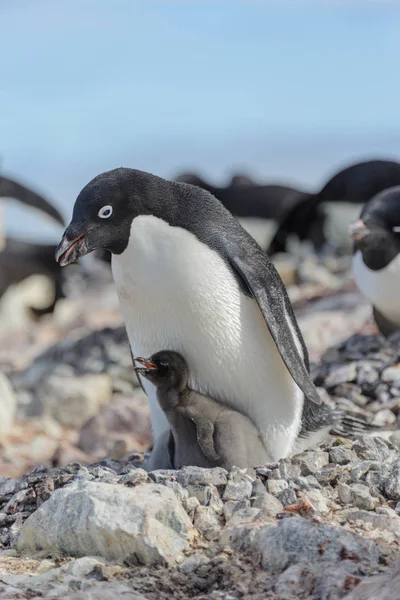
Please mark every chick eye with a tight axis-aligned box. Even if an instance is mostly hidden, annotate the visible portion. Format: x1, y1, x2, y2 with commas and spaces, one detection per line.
98, 205, 113, 219
159, 361, 169, 367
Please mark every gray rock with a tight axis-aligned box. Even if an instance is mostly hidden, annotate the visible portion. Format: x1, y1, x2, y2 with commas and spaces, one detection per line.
222, 470, 253, 502
223, 517, 379, 571
277, 489, 298, 507
38, 373, 113, 427
352, 436, 392, 462
267, 479, 288, 496
223, 499, 250, 521
350, 484, 379, 511
0, 477, 28, 498
349, 461, 376, 482
372, 409, 396, 426
329, 446, 358, 465
347, 510, 400, 538
384, 460, 400, 501
356, 363, 379, 394
381, 365, 400, 383
304, 489, 329, 514
179, 553, 210, 573
292, 451, 329, 475
332, 383, 369, 406
119, 468, 150, 486
324, 363, 358, 388
252, 491, 283, 517
16, 480, 194, 566
225, 507, 261, 528
193, 505, 220, 541
175, 467, 228, 489
315, 465, 343, 485
344, 556, 400, 600
337, 482, 353, 505
292, 475, 322, 490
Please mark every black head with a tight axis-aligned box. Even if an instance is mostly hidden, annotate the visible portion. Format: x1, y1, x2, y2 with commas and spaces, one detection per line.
55, 168, 172, 266
349, 186, 400, 269
134, 350, 189, 391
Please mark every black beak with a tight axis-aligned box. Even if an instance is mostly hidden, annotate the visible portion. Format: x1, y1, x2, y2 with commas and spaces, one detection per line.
55, 228, 89, 267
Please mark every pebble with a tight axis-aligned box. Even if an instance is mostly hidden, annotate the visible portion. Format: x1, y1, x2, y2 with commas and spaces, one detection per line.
292, 451, 330, 475
329, 446, 358, 465
267, 479, 288, 495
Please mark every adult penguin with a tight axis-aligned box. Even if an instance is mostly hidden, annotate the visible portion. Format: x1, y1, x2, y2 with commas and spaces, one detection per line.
56, 168, 322, 464
268, 159, 400, 256
350, 186, 400, 337
0, 175, 65, 226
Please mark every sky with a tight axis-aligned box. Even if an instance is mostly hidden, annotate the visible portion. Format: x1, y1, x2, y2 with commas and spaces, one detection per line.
2, 0, 400, 240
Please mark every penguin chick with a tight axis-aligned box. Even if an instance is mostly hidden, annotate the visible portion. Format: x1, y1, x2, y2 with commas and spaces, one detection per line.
350, 186, 400, 337
135, 350, 271, 470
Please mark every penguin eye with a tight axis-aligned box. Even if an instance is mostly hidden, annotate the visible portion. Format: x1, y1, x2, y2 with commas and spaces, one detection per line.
160, 361, 169, 367
98, 205, 113, 219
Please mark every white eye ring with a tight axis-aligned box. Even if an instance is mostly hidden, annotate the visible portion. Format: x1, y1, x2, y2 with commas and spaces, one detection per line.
98, 205, 113, 219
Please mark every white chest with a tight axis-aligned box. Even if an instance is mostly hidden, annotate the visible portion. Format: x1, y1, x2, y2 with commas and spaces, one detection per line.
111, 215, 303, 460
353, 250, 400, 324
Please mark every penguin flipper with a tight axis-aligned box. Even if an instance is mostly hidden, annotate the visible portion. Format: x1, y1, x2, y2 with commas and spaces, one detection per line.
0, 176, 65, 227
228, 251, 322, 405
184, 407, 220, 462
373, 306, 399, 338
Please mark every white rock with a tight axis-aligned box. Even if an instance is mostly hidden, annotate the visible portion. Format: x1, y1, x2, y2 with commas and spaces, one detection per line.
0, 373, 16, 440
16, 481, 195, 566
39, 374, 113, 427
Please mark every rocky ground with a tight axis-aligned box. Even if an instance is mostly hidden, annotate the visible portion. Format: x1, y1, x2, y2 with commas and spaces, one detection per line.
0, 254, 399, 598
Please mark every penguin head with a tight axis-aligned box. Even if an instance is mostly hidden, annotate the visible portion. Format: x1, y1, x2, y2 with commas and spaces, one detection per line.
134, 350, 189, 392
349, 186, 400, 269
56, 168, 173, 266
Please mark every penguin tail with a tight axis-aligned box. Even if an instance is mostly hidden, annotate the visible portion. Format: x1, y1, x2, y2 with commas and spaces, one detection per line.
329, 411, 387, 438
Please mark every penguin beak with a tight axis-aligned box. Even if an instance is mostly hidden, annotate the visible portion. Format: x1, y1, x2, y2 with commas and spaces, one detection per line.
55, 231, 88, 266
134, 357, 158, 375
348, 219, 371, 241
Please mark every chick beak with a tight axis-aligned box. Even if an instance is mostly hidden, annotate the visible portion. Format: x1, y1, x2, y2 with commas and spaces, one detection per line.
134, 358, 158, 374
348, 219, 371, 241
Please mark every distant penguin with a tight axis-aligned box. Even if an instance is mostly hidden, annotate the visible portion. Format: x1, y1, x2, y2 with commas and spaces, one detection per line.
0, 238, 66, 316
56, 167, 323, 466
135, 351, 270, 470
269, 159, 400, 256
0, 175, 65, 226
349, 186, 400, 337
174, 171, 310, 220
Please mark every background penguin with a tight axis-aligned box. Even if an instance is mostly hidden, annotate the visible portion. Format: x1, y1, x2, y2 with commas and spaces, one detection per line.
0, 174, 65, 228
0, 238, 66, 317
56, 166, 323, 466
0, 174, 66, 314
268, 159, 400, 256
349, 186, 400, 337
135, 350, 270, 470
174, 171, 311, 249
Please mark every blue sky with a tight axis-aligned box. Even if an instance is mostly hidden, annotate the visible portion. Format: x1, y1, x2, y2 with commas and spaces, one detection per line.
2, 0, 400, 240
